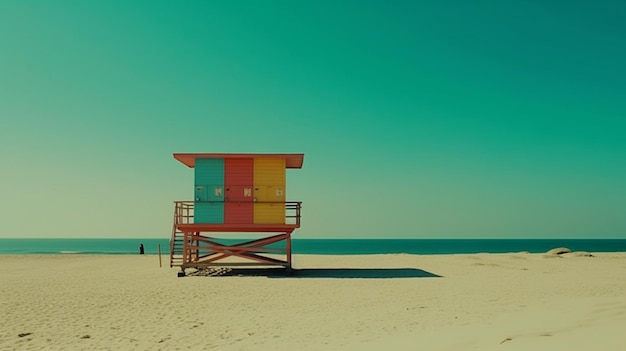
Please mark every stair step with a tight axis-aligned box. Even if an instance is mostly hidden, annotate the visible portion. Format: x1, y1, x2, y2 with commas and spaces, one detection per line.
170, 227, 188, 267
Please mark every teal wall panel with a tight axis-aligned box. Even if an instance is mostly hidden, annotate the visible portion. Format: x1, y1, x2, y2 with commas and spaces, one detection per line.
194, 185, 208, 202
195, 158, 224, 186
194, 158, 225, 223
194, 202, 224, 224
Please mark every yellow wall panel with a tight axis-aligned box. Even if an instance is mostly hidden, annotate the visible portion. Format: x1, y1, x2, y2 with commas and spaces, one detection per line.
253, 158, 286, 224
253, 203, 285, 224
253, 185, 286, 202
253, 158, 285, 187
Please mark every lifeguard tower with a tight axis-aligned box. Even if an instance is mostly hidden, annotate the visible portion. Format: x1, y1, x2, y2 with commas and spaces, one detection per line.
169, 153, 303, 275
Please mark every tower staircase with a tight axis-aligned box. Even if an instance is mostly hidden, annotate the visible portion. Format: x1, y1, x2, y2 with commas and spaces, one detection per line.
169, 227, 184, 267
169, 201, 193, 267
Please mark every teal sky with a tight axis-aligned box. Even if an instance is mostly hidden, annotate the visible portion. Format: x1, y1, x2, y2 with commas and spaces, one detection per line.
1, 1, 624, 239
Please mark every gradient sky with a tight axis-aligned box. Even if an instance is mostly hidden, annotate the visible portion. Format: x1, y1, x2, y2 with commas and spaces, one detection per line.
1, 0, 624, 239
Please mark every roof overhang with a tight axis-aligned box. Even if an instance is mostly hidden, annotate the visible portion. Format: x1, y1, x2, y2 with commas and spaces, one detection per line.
173, 153, 304, 169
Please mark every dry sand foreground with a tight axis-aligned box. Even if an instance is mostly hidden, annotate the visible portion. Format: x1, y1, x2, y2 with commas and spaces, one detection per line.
1, 252, 625, 350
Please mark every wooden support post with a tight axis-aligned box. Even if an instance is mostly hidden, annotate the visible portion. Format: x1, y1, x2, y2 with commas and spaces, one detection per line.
194, 232, 200, 262
158, 244, 162, 268
286, 232, 292, 269
183, 232, 188, 265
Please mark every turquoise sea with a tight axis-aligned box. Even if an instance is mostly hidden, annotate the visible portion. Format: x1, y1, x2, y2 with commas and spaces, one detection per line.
1, 238, 625, 255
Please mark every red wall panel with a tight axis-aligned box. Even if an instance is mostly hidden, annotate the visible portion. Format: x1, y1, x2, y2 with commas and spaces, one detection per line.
225, 158, 253, 186
226, 185, 253, 202
224, 203, 254, 224
224, 158, 254, 224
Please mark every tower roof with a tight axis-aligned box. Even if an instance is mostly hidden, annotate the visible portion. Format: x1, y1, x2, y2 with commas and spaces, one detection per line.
173, 153, 304, 169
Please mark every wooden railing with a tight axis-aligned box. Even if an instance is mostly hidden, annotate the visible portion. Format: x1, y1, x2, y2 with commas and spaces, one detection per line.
173, 201, 195, 225
172, 200, 302, 226
285, 202, 302, 226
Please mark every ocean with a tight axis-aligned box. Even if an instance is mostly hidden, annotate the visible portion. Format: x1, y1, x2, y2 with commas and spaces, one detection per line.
1, 238, 625, 255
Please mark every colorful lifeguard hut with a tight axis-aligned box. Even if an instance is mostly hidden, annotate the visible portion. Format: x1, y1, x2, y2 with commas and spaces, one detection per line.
169, 153, 303, 275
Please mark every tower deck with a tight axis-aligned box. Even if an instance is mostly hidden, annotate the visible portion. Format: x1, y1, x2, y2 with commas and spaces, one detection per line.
170, 201, 301, 272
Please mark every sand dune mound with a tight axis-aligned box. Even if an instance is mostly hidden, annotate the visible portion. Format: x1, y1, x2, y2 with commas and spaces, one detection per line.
544, 248, 594, 258
564, 251, 594, 258
546, 247, 572, 255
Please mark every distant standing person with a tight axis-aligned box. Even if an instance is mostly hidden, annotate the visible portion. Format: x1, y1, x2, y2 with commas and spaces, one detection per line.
139, 243, 145, 255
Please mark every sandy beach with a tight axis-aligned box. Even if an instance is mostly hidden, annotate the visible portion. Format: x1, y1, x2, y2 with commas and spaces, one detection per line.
1, 252, 625, 350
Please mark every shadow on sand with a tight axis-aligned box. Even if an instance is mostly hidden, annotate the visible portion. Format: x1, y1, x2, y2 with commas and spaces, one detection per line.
215, 268, 442, 279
